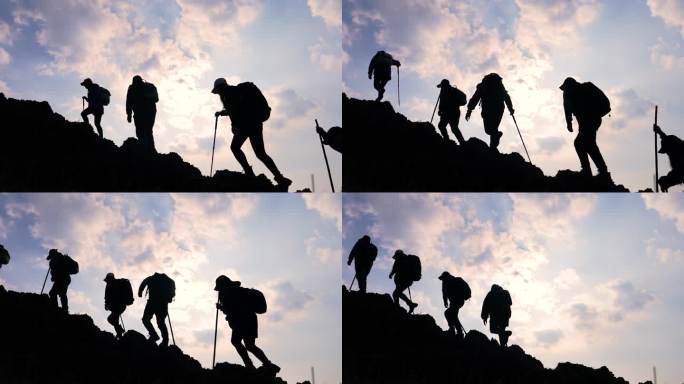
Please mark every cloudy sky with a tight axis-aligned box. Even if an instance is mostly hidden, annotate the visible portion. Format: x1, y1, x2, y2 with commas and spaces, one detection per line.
0, 193, 342, 384
0, 0, 341, 191
343, 0, 684, 191
343, 193, 684, 384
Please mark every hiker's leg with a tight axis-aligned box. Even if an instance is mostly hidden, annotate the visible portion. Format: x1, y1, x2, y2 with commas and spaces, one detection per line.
391, 286, 401, 305
231, 333, 254, 368
449, 115, 465, 145
148, 110, 157, 152
373, 78, 385, 101
142, 302, 158, 338
48, 283, 59, 308
437, 117, 449, 140
230, 132, 253, 175
134, 114, 143, 141
585, 119, 608, 174
444, 308, 455, 333
574, 132, 591, 174
58, 287, 68, 313
107, 311, 118, 328
156, 307, 169, 342
244, 337, 270, 365
94, 112, 103, 138
357, 270, 367, 293
249, 127, 282, 179
81, 107, 92, 125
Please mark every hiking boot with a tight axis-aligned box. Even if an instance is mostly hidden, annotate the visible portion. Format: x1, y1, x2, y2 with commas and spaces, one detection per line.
274, 174, 292, 188
159, 338, 169, 347
579, 168, 592, 178
148, 333, 160, 343
244, 166, 256, 177
596, 171, 612, 182
263, 361, 281, 374
408, 302, 418, 314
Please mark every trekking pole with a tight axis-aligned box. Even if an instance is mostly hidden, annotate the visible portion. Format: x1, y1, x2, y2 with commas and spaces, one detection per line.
407, 287, 412, 301
430, 95, 440, 124
212, 306, 219, 368
315, 119, 335, 192
510, 114, 532, 164
120, 315, 126, 332
349, 274, 356, 290
82, 97, 85, 112
396, 67, 400, 106
209, 115, 218, 177
654, 105, 659, 192
40, 266, 51, 295
168, 312, 176, 346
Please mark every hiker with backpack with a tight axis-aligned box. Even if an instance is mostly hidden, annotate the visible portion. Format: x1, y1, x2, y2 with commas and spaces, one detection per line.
138, 272, 175, 346
436, 79, 468, 144
560, 77, 611, 179
388, 250, 420, 314
214, 275, 280, 373
0, 244, 9, 269
653, 124, 684, 192
126, 75, 159, 153
368, 50, 401, 102
465, 73, 515, 150
104, 273, 134, 339
347, 235, 377, 293
211, 78, 292, 188
46, 249, 78, 313
80, 78, 110, 138
481, 284, 513, 347
439, 271, 470, 338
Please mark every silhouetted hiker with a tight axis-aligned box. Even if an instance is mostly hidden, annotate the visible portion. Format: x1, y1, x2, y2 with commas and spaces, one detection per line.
466, 73, 514, 150
47, 249, 79, 313
0, 244, 9, 269
138, 272, 175, 346
389, 250, 421, 313
368, 50, 400, 102
439, 271, 471, 337
212, 78, 292, 188
481, 284, 512, 347
436, 79, 467, 144
80, 78, 110, 138
126, 75, 158, 153
104, 273, 134, 339
653, 124, 684, 192
317, 125, 343, 153
214, 275, 280, 373
560, 77, 611, 179
347, 235, 377, 293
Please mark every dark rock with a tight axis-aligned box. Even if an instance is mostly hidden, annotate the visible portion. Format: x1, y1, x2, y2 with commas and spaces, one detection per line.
343, 94, 629, 191
343, 287, 630, 384
0, 93, 283, 191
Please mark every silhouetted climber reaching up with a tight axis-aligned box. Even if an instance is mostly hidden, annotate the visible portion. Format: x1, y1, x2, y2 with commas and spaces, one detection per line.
317, 125, 343, 153
439, 271, 471, 338
138, 272, 175, 346
389, 250, 421, 314
212, 78, 292, 188
214, 275, 280, 373
126, 75, 158, 153
436, 79, 468, 144
653, 124, 684, 192
347, 235, 377, 293
560, 77, 611, 179
0, 244, 9, 269
46, 249, 79, 313
466, 73, 514, 150
80, 78, 110, 138
104, 272, 134, 339
481, 284, 512, 347
368, 51, 400, 102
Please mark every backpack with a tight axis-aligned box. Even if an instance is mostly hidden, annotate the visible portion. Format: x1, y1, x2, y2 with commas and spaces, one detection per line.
117, 278, 135, 306
156, 273, 176, 303
376, 51, 395, 67
0, 245, 9, 266
247, 288, 267, 314
404, 254, 422, 282
585, 82, 610, 117
454, 277, 471, 300
96, 85, 111, 106
452, 87, 467, 107
143, 82, 159, 103
62, 255, 79, 275
237, 82, 271, 123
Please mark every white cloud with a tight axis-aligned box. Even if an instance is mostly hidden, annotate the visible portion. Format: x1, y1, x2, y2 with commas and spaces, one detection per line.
308, 0, 341, 28
649, 38, 684, 71
642, 195, 684, 234
647, 0, 684, 38
302, 194, 341, 231
0, 48, 10, 66
309, 38, 341, 72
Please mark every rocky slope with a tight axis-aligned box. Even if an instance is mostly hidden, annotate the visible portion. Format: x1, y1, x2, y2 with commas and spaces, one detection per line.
343, 95, 629, 192
0, 93, 286, 191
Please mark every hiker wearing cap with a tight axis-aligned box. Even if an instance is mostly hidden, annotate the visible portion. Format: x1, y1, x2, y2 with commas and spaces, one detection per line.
126, 75, 159, 153
439, 271, 471, 338
653, 124, 684, 192
80, 78, 110, 138
46, 249, 79, 313
560, 77, 611, 179
368, 50, 401, 102
211, 78, 292, 188
436, 79, 468, 144
481, 284, 513, 347
347, 235, 377, 293
466, 73, 514, 150
138, 272, 175, 346
389, 250, 421, 314
214, 275, 280, 373
104, 272, 134, 339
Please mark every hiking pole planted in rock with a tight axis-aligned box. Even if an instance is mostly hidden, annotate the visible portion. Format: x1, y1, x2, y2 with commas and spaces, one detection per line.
430, 95, 440, 124
510, 114, 532, 164
397, 66, 401, 106
408, 287, 412, 302
654, 105, 659, 192
210, 115, 219, 177
349, 274, 356, 290
212, 306, 219, 368
315, 119, 335, 192
40, 266, 51, 295
120, 316, 126, 332
168, 312, 176, 346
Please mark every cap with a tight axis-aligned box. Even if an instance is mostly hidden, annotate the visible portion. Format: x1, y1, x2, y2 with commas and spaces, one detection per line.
46, 249, 59, 260
392, 250, 405, 259
80, 78, 93, 86
436, 79, 450, 88
559, 77, 578, 90
214, 275, 240, 290
132, 75, 143, 84
438, 271, 451, 280
211, 78, 228, 94
104, 272, 115, 282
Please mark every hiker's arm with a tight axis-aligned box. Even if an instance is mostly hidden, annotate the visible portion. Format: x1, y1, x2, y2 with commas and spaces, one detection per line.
442, 286, 448, 308
368, 57, 375, 79
347, 245, 356, 266
505, 91, 514, 115
653, 124, 664, 137
563, 94, 573, 132
465, 88, 481, 120
125, 87, 133, 118
393, 60, 401, 67
138, 278, 148, 297
389, 263, 395, 279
